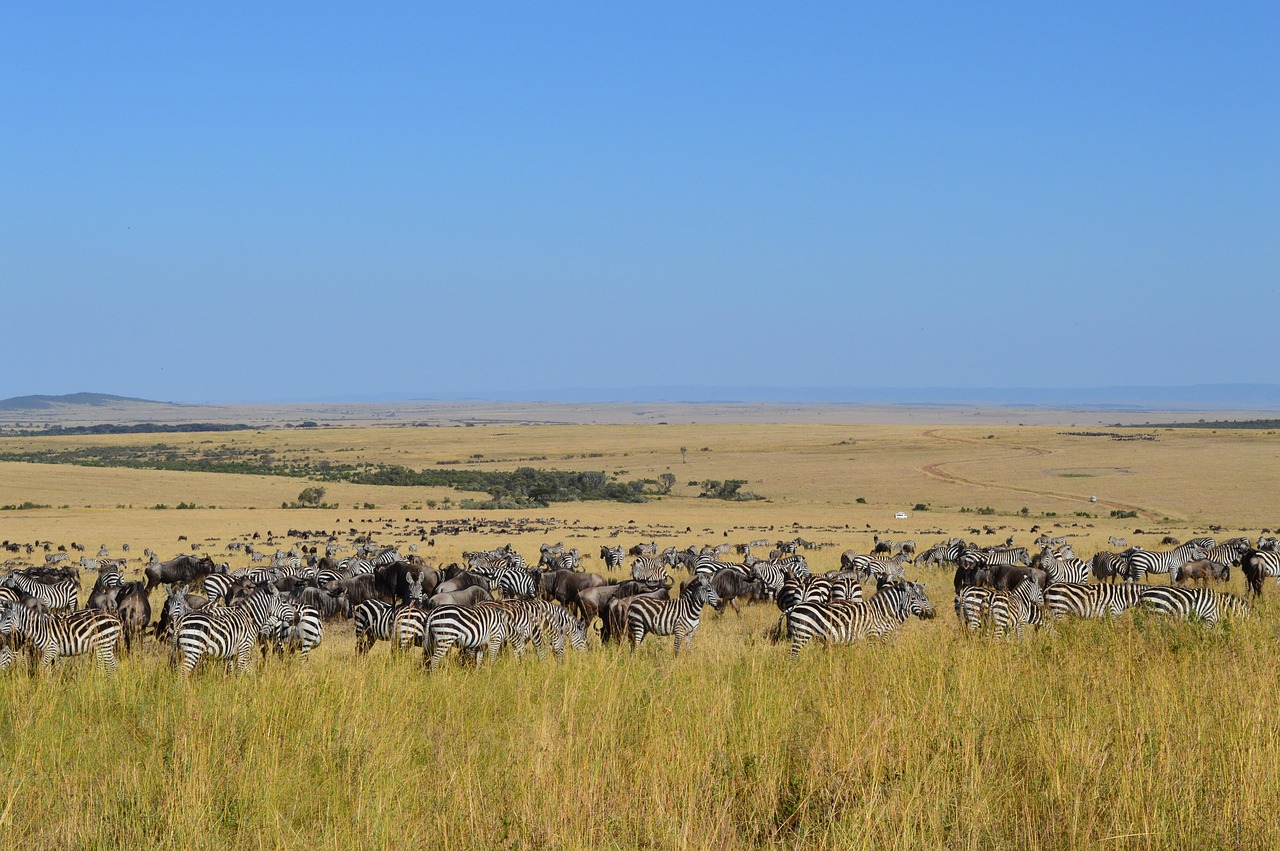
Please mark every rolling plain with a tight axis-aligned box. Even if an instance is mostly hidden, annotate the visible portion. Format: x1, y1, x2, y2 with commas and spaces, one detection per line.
0, 407, 1278, 849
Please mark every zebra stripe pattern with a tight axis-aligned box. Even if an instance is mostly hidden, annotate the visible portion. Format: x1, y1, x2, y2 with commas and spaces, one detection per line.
1138, 586, 1249, 625
783, 581, 934, 659
423, 604, 511, 669
1, 573, 79, 612
1126, 544, 1207, 583
626, 578, 720, 653
174, 588, 290, 674
1044, 582, 1146, 619
0, 605, 122, 674
353, 600, 396, 654
631, 556, 672, 586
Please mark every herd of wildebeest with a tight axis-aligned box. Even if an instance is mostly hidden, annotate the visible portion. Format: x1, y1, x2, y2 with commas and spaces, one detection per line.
1, 526, 1277, 673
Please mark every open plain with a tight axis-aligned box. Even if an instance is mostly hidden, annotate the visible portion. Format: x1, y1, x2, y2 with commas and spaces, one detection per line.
1, 405, 1279, 849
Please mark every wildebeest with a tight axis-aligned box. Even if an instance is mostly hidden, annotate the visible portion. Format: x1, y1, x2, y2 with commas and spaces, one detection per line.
427, 586, 493, 608
1172, 559, 1230, 586
682, 571, 764, 616
144, 554, 225, 592
115, 581, 151, 650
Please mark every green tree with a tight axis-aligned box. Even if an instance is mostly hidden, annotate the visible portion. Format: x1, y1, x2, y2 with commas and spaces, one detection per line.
296, 486, 326, 507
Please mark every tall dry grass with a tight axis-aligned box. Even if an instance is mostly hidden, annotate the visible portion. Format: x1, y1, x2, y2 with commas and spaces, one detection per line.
0, 596, 1277, 850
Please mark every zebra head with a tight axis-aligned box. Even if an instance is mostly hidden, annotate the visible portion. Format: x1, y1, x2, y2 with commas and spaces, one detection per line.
684, 577, 720, 610
567, 617, 589, 652
904, 582, 936, 619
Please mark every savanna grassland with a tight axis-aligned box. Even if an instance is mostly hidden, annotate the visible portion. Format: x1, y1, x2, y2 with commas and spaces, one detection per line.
2, 416, 1280, 850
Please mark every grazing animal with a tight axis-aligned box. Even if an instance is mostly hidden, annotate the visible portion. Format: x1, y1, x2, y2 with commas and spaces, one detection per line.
172, 587, 290, 674
1126, 544, 1207, 583
626, 576, 720, 653
1241, 549, 1280, 597
0, 605, 123, 675
0, 573, 78, 612
1138, 586, 1249, 626
782, 581, 935, 660
423, 604, 512, 669
1045, 582, 1146, 619
114, 582, 152, 650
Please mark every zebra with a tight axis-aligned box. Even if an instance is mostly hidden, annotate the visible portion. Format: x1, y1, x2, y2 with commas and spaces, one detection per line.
1107, 536, 1128, 548
392, 605, 432, 651
954, 585, 995, 633
919, 540, 963, 569
1138, 586, 1250, 626
631, 556, 672, 586
843, 554, 907, 584
772, 554, 810, 579
626, 576, 720, 654
1040, 547, 1090, 585
488, 567, 538, 600
0, 604, 123, 674
1202, 538, 1250, 570
266, 603, 322, 661
1241, 549, 1280, 596
1125, 543, 1207, 583
1, 573, 78, 612
1045, 582, 1146, 620
749, 561, 787, 599
782, 581, 934, 660
600, 545, 625, 571
423, 604, 512, 669
353, 600, 397, 654
987, 576, 1045, 639
203, 573, 236, 605
1091, 551, 1130, 584
173, 587, 290, 674
530, 600, 588, 659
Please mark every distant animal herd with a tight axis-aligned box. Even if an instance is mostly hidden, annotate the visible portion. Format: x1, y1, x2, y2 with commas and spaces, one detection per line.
1, 529, 1277, 675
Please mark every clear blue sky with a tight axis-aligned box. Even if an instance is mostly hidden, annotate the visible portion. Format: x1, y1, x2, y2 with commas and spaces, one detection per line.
2, 3, 1276, 402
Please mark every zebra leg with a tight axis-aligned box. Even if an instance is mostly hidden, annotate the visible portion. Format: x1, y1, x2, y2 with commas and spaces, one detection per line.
40, 645, 57, 673
426, 637, 453, 670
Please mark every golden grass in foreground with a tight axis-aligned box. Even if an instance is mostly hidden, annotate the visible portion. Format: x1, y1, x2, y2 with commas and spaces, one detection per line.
0, 602, 1278, 850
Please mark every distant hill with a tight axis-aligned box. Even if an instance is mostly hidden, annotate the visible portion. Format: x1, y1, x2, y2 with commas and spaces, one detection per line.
0, 393, 167, 411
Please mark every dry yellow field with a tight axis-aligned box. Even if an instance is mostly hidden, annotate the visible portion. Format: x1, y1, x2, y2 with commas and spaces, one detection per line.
0, 418, 1278, 849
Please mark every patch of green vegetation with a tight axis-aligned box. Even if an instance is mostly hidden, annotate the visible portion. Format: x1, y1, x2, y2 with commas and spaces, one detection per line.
0, 501, 51, 510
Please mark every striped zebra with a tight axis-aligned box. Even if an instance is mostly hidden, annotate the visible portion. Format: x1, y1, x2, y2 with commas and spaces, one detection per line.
1202, 538, 1250, 569
1125, 543, 1207, 583
267, 604, 322, 661
771, 554, 810, 579
353, 600, 396, 654
600, 545, 625, 571
626, 577, 720, 654
392, 605, 432, 651
1045, 582, 1146, 620
1138, 586, 1250, 626
203, 573, 236, 605
1091, 551, 1129, 584
1107, 536, 1128, 548
1242, 549, 1280, 596
988, 576, 1045, 639
1040, 547, 1090, 585
0, 605, 123, 674
842, 554, 907, 584
954, 585, 995, 633
488, 567, 538, 600
1, 573, 79, 612
631, 556, 672, 586
782, 581, 934, 660
748, 561, 787, 599
423, 604, 512, 669
530, 600, 588, 659
919, 540, 964, 569
173, 588, 290, 674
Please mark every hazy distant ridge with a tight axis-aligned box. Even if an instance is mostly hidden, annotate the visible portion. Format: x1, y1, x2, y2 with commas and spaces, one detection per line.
0, 393, 162, 411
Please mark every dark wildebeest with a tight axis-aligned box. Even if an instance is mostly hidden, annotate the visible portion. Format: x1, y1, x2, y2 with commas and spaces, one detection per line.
1172, 559, 1230, 587
115, 581, 151, 650
1241, 549, 1279, 597
601, 587, 669, 644
434, 572, 490, 597
290, 585, 351, 620
540, 570, 608, 615
427, 586, 492, 608
983, 564, 1048, 593
144, 554, 225, 592
682, 572, 765, 616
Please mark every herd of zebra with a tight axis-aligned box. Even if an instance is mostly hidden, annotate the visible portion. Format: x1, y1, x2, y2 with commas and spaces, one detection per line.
1, 530, 1277, 674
